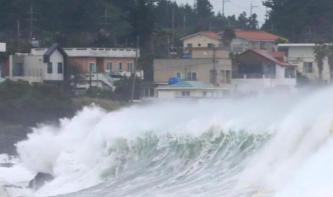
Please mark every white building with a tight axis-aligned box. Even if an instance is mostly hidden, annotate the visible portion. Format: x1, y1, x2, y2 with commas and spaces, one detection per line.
0, 43, 6, 52
156, 81, 229, 99
278, 43, 330, 83
8, 44, 68, 84
232, 49, 297, 95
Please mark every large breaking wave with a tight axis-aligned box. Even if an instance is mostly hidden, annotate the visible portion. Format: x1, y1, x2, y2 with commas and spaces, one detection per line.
3, 87, 333, 197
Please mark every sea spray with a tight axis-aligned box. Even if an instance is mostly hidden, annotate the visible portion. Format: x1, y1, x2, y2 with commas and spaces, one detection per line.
5, 87, 333, 197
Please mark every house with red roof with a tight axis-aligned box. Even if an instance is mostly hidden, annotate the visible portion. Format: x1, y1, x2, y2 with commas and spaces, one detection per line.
181, 30, 287, 54
232, 49, 297, 95
230, 30, 287, 53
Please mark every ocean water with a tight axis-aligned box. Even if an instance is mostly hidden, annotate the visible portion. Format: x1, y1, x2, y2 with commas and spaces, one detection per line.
2, 87, 333, 197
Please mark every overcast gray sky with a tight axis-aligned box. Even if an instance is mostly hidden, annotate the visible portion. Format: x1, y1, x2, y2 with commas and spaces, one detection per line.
174, 0, 267, 25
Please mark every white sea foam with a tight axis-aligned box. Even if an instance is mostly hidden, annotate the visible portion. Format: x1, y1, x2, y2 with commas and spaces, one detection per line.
2, 87, 333, 197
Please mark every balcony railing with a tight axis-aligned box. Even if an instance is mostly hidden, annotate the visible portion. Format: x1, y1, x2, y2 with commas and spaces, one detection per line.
232, 73, 276, 79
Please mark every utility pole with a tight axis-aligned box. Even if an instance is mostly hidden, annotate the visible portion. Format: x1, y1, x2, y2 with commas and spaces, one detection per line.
250, 1, 258, 16
222, 0, 231, 17
26, 4, 36, 39
130, 36, 140, 103
172, 7, 175, 49
183, 14, 186, 32
100, 9, 111, 35
17, 20, 21, 52
212, 46, 217, 86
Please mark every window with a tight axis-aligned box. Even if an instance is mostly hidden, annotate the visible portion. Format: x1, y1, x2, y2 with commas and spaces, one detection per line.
182, 91, 190, 97
47, 63, 52, 74
203, 91, 207, 97
176, 72, 182, 79
198, 43, 201, 47
192, 72, 197, 80
208, 43, 214, 48
303, 62, 313, 73
57, 62, 63, 74
127, 62, 133, 71
89, 62, 96, 72
117, 62, 122, 70
187, 43, 193, 48
106, 62, 113, 70
186, 72, 197, 80
285, 68, 296, 78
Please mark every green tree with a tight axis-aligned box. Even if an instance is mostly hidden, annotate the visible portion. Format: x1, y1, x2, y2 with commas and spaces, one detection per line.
327, 44, 333, 82
222, 28, 236, 50
196, 0, 213, 29
248, 14, 258, 30
313, 43, 329, 83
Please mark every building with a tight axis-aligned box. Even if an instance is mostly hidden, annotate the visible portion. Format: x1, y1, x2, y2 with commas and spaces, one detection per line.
156, 81, 228, 99
32, 47, 143, 79
154, 48, 232, 88
8, 44, 68, 84
230, 30, 286, 53
278, 43, 330, 83
232, 49, 297, 95
181, 31, 222, 54
180, 30, 286, 54
0, 43, 8, 79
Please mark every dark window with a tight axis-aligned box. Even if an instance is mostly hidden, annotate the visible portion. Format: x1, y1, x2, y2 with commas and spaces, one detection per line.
208, 43, 214, 48
127, 63, 133, 71
285, 68, 296, 78
176, 72, 182, 79
192, 72, 197, 80
47, 63, 52, 74
57, 62, 63, 74
187, 43, 193, 48
182, 91, 190, 97
203, 91, 207, 97
303, 62, 313, 73
198, 43, 201, 47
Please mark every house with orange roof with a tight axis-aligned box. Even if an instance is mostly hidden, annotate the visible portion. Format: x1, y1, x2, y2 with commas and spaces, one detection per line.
181, 30, 287, 54
232, 49, 297, 95
230, 30, 287, 53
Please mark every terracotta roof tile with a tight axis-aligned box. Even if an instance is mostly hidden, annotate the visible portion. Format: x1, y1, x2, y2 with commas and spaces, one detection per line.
250, 49, 294, 67
235, 30, 285, 41
199, 31, 222, 40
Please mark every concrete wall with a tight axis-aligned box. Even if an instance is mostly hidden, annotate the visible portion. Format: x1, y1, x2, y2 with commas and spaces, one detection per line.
183, 35, 220, 49
157, 89, 227, 99
191, 49, 229, 59
70, 57, 136, 73
154, 58, 232, 87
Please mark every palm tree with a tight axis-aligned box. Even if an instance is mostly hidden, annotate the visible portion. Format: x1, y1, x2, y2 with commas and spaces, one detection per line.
327, 44, 333, 82
222, 27, 236, 50
313, 43, 329, 83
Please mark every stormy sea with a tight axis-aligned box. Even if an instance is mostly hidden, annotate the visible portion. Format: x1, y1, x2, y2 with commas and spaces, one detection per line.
1, 87, 333, 197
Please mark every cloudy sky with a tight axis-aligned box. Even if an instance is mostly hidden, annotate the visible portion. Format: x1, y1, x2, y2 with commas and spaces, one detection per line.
174, 0, 267, 25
